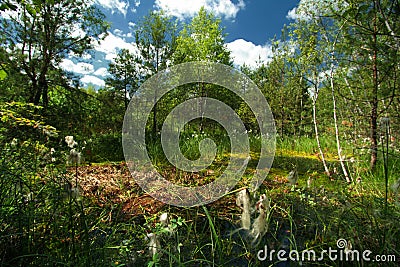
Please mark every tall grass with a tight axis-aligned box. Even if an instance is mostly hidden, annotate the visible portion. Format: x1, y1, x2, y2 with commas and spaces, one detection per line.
2, 125, 400, 266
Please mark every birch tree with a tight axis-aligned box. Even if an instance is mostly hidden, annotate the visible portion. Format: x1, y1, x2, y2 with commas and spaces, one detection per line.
135, 10, 177, 135
336, 0, 399, 170
173, 7, 233, 131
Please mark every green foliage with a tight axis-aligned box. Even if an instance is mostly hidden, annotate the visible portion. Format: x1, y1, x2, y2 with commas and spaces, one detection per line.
45, 86, 125, 162
1, 2, 400, 266
135, 10, 177, 74
247, 56, 312, 137
0, 0, 109, 106
173, 7, 231, 65
0, 102, 58, 143
0, 69, 6, 80
90, 133, 124, 162
133, 10, 178, 135
0, 0, 18, 11
0, 137, 112, 266
166, 8, 238, 133
106, 49, 140, 110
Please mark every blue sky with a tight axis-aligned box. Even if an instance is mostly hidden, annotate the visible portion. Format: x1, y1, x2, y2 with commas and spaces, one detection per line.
60, 0, 300, 87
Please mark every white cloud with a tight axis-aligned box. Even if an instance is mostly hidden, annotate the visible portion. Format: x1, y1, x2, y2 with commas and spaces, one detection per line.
60, 59, 107, 87
113, 29, 124, 35
154, 0, 245, 20
131, 0, 141, 12
128, 22, 136, 29
70, 26, 87, 39
286, 7, 299, 20
95, 0, 129, 16
113, 28, 133, 38
226, 39, 272, 68
94, 31, 138, 61
77, 62, 95, 74
105, 53, 118, 61
80, 75, 106, 87
81, 53, 92, 60
93, 67, 110, 77
60, 59, 95, 75
0, 9, 17, 20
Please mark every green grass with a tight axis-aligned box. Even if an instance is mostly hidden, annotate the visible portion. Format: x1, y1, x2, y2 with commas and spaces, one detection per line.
1, 134, 400, 266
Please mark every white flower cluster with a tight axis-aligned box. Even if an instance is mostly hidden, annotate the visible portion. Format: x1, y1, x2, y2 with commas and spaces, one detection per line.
65, 135, 77, 148
65, 136, 81, 165
251, 194, 270, 246
235, 189, 271, 246
146, 212, 177, 258
287, 168, 298, 186
146, 232, 160, 259
236, 188, 251, 230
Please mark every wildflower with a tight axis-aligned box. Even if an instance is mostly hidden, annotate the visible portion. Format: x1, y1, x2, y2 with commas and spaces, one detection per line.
255, 194, 270, 212
50, 148, 56, 162
10, 138, 18, 146
250, 209, 267, 246
146, 233, 160, 258
62, 183, 82, 200
70, 186, 81, 199
69, 148, 81, 164
307, 177, 312, 188
287, 168, 298, 186
65, 135, 77, 148
159, 212, 169, 226
344, 240, 353, 255
159, 212, 176, 236
23, 192, 34, 203
236, 189, 251, 230
251, 194, 270, 246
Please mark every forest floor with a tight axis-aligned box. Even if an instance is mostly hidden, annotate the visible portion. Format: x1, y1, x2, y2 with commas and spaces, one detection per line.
66, 146, 400, 266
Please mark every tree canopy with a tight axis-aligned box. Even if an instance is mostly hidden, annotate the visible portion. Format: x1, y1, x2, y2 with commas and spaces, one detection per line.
0, 0, 108, 107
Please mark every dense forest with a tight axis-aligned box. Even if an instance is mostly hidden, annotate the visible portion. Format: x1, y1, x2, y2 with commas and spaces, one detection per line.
1, 0, 400, 266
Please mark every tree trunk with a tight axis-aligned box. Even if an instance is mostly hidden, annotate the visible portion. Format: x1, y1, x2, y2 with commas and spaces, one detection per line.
41, 78, 49, 108
32, 75, 49, 108
330, 64, 351, 182
312, 88, 331, 178
199, 82, 205, 132
124, 68, 128, 110
370, 9, 379, 171
153, 93, 157, 136
152, 49, 159, 136
32, 82, 42, 106
370, 84, 378, 170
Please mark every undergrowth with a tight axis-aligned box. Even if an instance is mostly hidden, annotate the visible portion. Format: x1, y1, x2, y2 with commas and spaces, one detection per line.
1, 124, 400, 266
